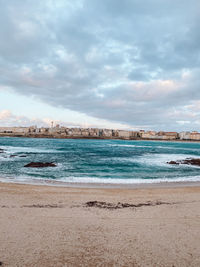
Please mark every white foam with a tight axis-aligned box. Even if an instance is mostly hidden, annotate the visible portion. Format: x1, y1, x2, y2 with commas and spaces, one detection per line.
109, 153, 200, 168
1, 175, 200, 185
109, 143, 200, 152
145, 153, 199, 166
2, 145, 57, 154
156, 145, 200, 152
109, 144, 149, 148
61, 176, 200, 184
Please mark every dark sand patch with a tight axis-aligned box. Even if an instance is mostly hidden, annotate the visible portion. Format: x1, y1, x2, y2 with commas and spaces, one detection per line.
84, 200, 172, 210
22, 204, 63, 208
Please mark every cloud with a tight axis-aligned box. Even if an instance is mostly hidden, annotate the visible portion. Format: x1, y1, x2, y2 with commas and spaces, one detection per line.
0, 110, 48, 127
0, 0, 200, 130
0, 109, 139, 130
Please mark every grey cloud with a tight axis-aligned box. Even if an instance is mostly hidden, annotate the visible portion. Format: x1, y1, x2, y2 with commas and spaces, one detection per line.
0, 0, 200, 130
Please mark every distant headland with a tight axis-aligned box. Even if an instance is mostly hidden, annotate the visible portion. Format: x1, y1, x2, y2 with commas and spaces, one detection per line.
0, 125, 200, 141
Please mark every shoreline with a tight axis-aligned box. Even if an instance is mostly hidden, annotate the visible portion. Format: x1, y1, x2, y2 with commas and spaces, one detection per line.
0, 181, 200, 266
1, 177, 200, 189
1, 135, 200, 143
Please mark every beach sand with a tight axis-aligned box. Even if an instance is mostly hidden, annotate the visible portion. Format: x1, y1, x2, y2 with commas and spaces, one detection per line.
0, 182, 200, 267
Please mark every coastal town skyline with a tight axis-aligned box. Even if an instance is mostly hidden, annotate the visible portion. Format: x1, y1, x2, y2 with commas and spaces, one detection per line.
0, 0, 200, 131
1, 125, 200, 141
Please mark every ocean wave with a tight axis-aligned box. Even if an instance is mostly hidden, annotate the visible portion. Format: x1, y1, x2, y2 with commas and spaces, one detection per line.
156, 145, 200, 152
109, 143, 200, 152
109, 144, 149, 148
1, 145, 58, 154
110, 153, 200, 168
61, 176, 200, 184
135, 153, 200, 166
1, 175, 200, 185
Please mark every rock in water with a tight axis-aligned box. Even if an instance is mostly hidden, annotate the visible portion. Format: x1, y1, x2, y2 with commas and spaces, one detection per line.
167, 161, 179, 165
24, 162, 57, 168
167, 158, 200, 166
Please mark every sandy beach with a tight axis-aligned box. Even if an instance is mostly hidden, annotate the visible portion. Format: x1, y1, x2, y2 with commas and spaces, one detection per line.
0, 182, 199, 267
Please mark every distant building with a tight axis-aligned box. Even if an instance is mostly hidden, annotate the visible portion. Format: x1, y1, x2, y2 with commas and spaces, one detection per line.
190, 132, 200, 140
179, 132, 191, 140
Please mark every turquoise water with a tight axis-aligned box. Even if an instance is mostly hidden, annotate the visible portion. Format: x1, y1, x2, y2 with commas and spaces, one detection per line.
0, 137, 200, 184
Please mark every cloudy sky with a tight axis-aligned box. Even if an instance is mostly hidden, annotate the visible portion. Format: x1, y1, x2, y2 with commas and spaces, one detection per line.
0, 0, 200, 131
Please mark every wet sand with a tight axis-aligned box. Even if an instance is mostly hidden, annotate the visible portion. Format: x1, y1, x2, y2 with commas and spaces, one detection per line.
0, 182, 200, 266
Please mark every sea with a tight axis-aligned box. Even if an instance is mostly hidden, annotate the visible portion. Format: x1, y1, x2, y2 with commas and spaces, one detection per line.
0, 137, 200, 185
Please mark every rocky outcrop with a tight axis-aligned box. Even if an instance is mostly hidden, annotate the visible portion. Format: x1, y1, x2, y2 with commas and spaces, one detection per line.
24, 162, 57, 168
167, 158, 200, 166
0, 148, 4, 153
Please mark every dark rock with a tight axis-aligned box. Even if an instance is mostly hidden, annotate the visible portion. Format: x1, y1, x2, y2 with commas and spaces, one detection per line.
0, 148, 4, 153
167, 161, 179, 165
10, 155, 17, 158
24, 162, 57, 168
19, 155, 27, 157
182, 158, 200, 166
167, 158, 200, 166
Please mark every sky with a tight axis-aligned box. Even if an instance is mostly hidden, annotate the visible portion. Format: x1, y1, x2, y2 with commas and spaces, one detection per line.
0, 0, 200, 131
